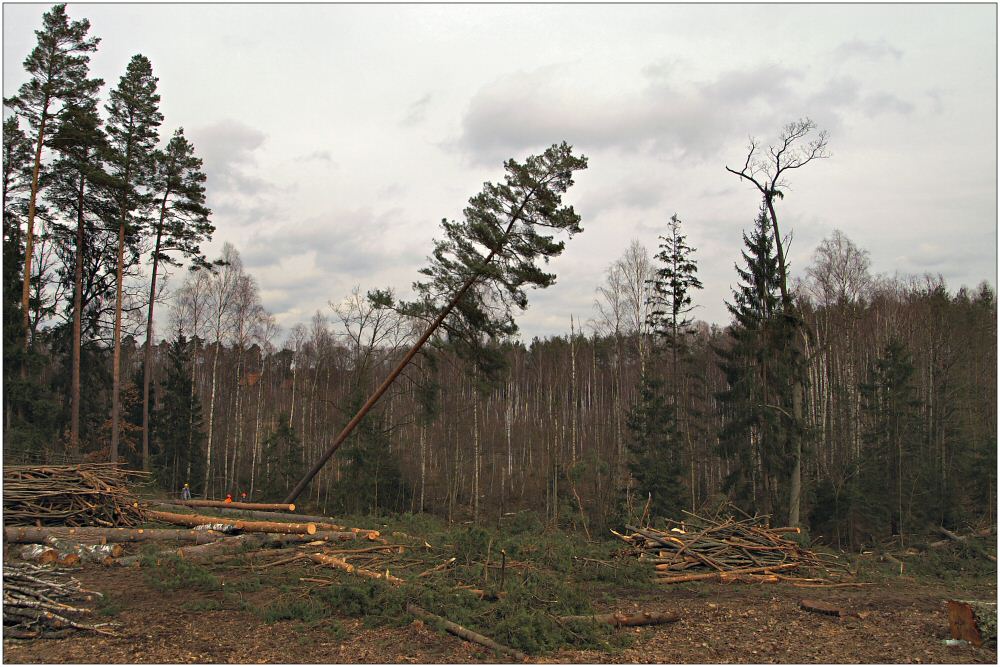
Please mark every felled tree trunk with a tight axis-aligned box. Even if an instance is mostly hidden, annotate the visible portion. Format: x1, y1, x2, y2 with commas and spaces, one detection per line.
307, 552, 403, 584
406, 603, 527, 662
168, 500, 295, 512
146, 509, 316, 535
4, 526, 224, 544
116, 532, 316, 567
558, 611, 681, 627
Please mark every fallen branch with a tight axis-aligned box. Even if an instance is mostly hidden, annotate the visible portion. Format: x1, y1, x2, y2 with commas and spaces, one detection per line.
406, 602, 527, 662
417, 557, 457, 578
799, 598, 868, 619
308, 552, 404, 584
558, 611, 680, 627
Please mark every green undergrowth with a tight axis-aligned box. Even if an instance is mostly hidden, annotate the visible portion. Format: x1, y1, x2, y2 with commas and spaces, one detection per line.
248, 511, 654, 654
141, 549, 221, 592
851, 537, 997, 586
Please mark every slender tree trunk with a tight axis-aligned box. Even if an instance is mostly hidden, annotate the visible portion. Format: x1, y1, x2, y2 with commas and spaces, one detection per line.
110, 218, 126, 462
21, 105, 49, 352
141, 196, 168, 471
204, 336, 221, 496
764, 193, 804, 527
69, 171, 87, 453
250, 355, 265, 499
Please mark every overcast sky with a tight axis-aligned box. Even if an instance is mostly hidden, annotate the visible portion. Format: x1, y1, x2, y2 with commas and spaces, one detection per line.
4, 3, 996, 342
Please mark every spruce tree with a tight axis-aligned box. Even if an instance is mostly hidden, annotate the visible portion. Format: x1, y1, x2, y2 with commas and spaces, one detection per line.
858, 337, 922, 541
104, 54, 163, 463
626, 372, 686, 521
716, 205, 796, 518
141, 128, 213, 471
154, 333, 205, 493
4, 3, 101, 347
647, 213, 703, 509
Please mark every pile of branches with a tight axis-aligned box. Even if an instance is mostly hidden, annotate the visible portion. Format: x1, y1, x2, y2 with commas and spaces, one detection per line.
614, 510, 848, 585
3, 563, 115, 639
3, 464, 149, 527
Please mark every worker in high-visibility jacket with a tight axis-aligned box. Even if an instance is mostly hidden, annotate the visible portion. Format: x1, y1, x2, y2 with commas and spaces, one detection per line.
224, 493, 233, 503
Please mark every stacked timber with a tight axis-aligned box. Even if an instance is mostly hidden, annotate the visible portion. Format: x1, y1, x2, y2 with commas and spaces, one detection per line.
614, 510, 842, 584
3, 563, 115, 638
3, 464, 148, 527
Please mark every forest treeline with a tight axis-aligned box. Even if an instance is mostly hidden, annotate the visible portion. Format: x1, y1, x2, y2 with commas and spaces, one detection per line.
4, 5, 996, 549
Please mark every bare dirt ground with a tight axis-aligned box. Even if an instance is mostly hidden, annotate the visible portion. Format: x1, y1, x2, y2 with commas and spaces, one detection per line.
3, 562, 996, 664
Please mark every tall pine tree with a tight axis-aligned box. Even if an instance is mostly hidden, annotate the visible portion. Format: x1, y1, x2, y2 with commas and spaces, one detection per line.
4, 3, 101, 349
47, 95, 111, 452
104, 54, 163, 462
141, 128, 213, 471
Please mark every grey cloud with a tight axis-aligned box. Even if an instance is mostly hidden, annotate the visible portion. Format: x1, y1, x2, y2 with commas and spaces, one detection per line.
301, 149, 334, 163
455, 63, 832, 166
579, 178, 667, 217
400, 93, 432, 127
833, 38, 903, 62
187, 119, 270, 195
861, 91, 915, 116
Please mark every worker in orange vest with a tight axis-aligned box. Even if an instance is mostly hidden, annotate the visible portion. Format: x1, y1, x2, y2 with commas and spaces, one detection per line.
224, 493, 233, 503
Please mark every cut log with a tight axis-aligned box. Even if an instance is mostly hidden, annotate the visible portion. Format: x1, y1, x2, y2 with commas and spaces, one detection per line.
799, 598, 866, 619
406, 602, 527, 662
44, 537, 122, 565
307, 552, 404, 584
115, 533, 318, 567
657, 562, 798, 583
4, 526, 225, 544
167, 499, 295, 512
153, 501, 371, 528
558, 611, 680, 627
948, 600, 997, 648
146, 510, 316, 535
935, 527, 997, 562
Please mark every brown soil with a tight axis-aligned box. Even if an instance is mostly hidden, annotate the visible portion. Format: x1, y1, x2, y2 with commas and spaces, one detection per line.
3, 562, 996, 664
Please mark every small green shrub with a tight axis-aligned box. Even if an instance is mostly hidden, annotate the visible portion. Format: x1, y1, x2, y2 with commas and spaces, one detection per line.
254, 594, 331, 623
142, 553, 220, 592
96, 594, 125, 617
181, 598, 224, 612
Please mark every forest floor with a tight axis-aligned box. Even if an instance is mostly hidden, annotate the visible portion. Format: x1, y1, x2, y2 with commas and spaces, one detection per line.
3, 514, 996, 664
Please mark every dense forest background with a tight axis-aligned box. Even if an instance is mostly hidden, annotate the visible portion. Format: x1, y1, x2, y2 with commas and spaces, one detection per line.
4, 5, 996, 550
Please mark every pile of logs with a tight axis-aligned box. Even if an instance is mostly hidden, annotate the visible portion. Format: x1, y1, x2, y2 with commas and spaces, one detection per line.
2, 563, 115, 639
3, 464, 149, 527
614, 511, 845, 585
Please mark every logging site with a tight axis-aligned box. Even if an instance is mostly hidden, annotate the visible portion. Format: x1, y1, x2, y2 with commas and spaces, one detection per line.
2, 3, 997, 665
